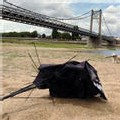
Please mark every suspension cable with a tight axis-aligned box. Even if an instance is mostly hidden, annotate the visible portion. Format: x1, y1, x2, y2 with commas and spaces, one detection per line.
4, 1, 91, 22
95, 19, 105, 35
59, 15, 91, 20
51, 10, 91, 20
102, 14, 112, 36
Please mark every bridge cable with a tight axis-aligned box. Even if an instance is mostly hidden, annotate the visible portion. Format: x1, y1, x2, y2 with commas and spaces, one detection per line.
4, 1, 91, 26
57, 14, 91, 20
51, 11, 91, 20
102, 14, 113, 36
95, 19, 106, 35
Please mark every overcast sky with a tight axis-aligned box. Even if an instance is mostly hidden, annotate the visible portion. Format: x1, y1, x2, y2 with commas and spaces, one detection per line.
0, 0, 120, 37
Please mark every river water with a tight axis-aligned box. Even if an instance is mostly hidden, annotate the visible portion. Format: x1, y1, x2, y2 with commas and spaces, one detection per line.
83, 49, 120, 56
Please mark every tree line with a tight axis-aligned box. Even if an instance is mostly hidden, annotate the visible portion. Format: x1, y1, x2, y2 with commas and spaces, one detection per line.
52, 26, 81, 40
2, 31, 38, 38
2, 26, 81, 40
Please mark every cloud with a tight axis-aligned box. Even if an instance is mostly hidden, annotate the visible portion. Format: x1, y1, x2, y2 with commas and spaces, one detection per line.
0, 20, 52, 35
1, 0, 120, 37
7, 0, 74, 18
2, 0, 74, 34
103, 5, 120, 36
1, 0, 76, 35
0, 0, 3, 4
7, 0, 120, 3
104, 5, 120, 15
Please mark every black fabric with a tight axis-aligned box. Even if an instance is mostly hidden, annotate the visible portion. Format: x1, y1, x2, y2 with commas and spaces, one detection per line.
33, 61, 107, 100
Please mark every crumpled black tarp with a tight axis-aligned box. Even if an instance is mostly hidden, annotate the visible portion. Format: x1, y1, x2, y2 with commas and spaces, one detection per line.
33, 61, 107, 100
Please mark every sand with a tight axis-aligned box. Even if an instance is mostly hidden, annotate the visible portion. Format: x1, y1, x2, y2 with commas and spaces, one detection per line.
1, 43, 120, 120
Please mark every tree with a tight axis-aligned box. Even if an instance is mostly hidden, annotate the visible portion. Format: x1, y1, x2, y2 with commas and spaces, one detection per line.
31, 31, 38, 38
42, 33, 46, 38
3, 32, 20, 37
72, 26, 79, 40
52, 28, 59, 39
20, 32, 31, 37
2, 31, 38, 38
61, 32, 71, 40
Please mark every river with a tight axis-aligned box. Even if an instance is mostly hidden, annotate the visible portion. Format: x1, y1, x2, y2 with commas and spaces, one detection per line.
83, 49, 120, 56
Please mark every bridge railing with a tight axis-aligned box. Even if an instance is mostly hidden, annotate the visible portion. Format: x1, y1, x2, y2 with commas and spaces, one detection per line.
3, 2, 71, 25
3, 2, 96, 31
2, 1, 101, 37
2, 3, 74, 28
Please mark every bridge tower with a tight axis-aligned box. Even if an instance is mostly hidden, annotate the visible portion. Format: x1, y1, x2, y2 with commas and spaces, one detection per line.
88, 9, 102, 47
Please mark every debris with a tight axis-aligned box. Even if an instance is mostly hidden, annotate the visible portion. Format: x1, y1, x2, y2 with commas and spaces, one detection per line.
1, 60, 107, 101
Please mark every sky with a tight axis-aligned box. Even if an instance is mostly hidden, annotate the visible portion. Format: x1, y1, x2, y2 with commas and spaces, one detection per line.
0, 0, 120, 37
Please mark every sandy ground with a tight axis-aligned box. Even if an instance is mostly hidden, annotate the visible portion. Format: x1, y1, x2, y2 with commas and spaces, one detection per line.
0, 43, 120, 120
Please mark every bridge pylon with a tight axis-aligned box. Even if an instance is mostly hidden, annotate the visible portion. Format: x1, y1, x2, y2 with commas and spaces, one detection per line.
88, 9, 102, 47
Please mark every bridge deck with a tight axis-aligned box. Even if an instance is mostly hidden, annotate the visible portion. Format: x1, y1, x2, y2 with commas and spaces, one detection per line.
0, 2, 115, 43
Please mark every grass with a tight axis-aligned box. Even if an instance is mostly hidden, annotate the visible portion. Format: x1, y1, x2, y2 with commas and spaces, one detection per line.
34, 42, 87, 49
2, 38, 89, 49
2, 38, 119, 50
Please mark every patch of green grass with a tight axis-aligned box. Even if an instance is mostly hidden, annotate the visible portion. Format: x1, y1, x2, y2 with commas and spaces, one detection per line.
2, 38, 89, 49
2, 38, 30, 44
33, 42, 87, 49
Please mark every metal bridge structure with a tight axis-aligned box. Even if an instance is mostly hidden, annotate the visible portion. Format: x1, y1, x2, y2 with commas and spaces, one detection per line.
0, 1, 116, 45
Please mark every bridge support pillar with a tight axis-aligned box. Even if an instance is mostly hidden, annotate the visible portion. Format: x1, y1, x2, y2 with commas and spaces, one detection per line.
88, 9, 102, 48
88, 37, 101, 48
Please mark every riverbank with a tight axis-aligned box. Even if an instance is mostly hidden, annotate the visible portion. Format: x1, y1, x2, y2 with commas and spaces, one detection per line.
2, 38, 120, 49
1, 43, 120, 120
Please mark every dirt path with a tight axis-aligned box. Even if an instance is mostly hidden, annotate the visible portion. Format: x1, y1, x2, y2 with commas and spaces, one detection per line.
1, 43, 120, 120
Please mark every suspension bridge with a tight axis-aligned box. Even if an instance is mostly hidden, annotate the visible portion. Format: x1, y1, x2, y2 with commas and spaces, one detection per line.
0, 1, 116, 46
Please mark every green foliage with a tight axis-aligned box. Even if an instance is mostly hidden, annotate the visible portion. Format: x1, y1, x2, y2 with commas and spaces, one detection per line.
20, 32, 31, 37
72, 26, 79, 40
2, 31, 38, 38
2, 38, 87, 49
52, 29, 71, 40
61, 32, 71, 40
52, 28, 59, 39
51, 27, 81, 40
2, 32, 20, 37
31, 31, 38, 37
42, 33, 46, 38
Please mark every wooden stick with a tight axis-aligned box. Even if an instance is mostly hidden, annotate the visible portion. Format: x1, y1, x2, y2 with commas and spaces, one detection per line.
33, 43, 41, 65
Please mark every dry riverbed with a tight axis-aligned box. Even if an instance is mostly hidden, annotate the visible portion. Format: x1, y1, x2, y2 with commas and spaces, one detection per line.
0, 43, 120, 120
